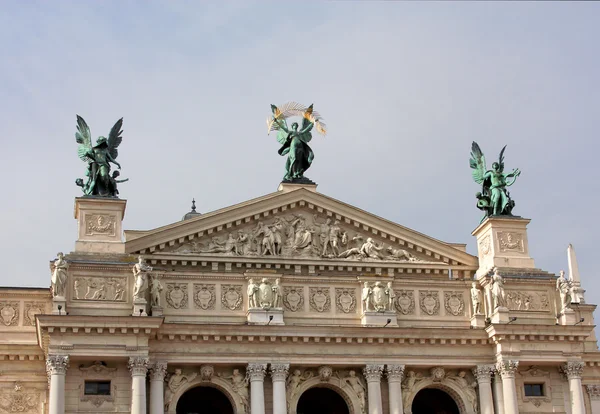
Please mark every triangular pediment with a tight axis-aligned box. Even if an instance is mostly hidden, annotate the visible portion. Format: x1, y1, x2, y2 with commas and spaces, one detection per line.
125, 187, 478, 269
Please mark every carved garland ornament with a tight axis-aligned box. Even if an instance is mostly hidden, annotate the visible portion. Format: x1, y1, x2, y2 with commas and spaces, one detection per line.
85, 214, 116, 236
221, 285, 243, 311
419, 291, 440, 316
395, 290, 415, 315
0, 382, 39, 413
0, 302, 19, 326
166, 283, 188, 309
283, 286, 304, 312
335, 288, 356, 314
444, 291, 465, 316
193, 284, 216, 310
309, 287, 331, 312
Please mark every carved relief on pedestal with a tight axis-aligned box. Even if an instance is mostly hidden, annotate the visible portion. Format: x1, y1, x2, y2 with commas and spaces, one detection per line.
85, 214, 116, 236
72, 276, 126, 302
505, 290, 549, 312
0, 302, 19, 326
419, 291, 440, 316
0, 382, 40, 413
283, 286, 304, 312
444, 291, 465, 316
335, 288, 356, 314
497, 231, 524, 252
479, 235, 491, 258
166, 283, 189, 309
193, 284, 215, 310
23, 302, 45, 326
309, 287, 331, 312
395, 290, 415, 315
221, 285, 243, 311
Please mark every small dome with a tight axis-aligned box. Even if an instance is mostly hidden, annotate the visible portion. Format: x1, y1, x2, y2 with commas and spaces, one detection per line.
182, 199, 201, 221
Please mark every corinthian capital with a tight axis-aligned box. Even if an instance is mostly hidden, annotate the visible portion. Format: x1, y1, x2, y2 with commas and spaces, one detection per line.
247, 363, 267, 381
149, 361, 168, 381
386, 364, 405, 382
128, 356, 150, 376
473, 365, 495, 382
46, 355, 69, 375
561, 361, 584, 379
586, 384, 600, 400
496, 360, 519, 378
270, 363, 290, 382
363, 364, 384, 382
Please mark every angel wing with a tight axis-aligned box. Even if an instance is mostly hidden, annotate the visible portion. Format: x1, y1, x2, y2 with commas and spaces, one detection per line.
75, 115, 93, 162
497, 145, 506, 172
107, 118, 123, 160
270, 105, 291, 146
298, 104, 314, 144
469, 141, 487, 184
267, 102, 327, 136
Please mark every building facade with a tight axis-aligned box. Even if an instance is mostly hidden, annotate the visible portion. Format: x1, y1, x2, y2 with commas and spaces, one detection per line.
1, 181, 599, 414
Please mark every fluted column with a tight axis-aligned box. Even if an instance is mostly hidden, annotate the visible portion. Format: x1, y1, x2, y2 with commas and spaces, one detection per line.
364, 365, 384, 414
270, 363, 289, 414
561, 361, 585, 414
473, 365, 495, 414
386, 364, 405, 414
585, 385, 600, 414
496, 360, 519, 414
492, 369, 504, 414
248, 363, 267, 414
128, 356, 149, 414
149, 361, 167, 414
46, 355, 69, 414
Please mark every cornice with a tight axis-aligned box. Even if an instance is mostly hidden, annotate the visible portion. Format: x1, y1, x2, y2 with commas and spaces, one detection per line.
485, 323, 593, 344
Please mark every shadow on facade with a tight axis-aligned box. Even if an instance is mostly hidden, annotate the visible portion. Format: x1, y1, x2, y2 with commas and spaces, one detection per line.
412, 388, 460, 414
176, 386, 234, 414
297, 387, 350, 414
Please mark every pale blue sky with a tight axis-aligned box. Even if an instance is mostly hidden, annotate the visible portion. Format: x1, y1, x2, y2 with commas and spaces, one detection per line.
1, 2, 599, 307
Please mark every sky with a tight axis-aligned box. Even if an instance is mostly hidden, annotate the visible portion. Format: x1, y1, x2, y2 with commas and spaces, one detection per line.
1, 2, 599, 309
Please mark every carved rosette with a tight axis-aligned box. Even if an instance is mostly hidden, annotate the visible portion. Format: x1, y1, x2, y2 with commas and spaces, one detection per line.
586, 384, 600, 401
335, 288, 356, 314
318, 366, 333, 382
193, 284, 216, 310
221, 285, 243, 311
200, 365, 214, 381
309, 287, 331, 312
270, 363, 290, 382
496, 360, 519, 379
283, 286, 304, 312
128, 357, 149, 376
247, 363, 267, 381
395, 290, 415, 315
560, 361, 584, 380
46, 355, 69, 375
444, 291, 465, 316
149, 361, 168, 381
386, 364, 405, 382
363, 364, 384, 383
419, 291, 440, 316
473, 365, 494, 383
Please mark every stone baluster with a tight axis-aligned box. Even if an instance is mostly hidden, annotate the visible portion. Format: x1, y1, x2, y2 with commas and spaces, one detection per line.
128, 356, 149, 414
46, 355, 69, 414
496, 360, 519, 414
270, 363, 289, 414
248, 363, 267, 414
585, 385, 600, 414
561, 361, 585, 414
491, 368, 504, 414
473, 365, 495, 414
149, 361, 168, 414
386, 364, 405, 414
364, 364, 384, 414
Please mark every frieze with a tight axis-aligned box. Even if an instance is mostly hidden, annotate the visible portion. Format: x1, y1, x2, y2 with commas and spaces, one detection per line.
395, 290, 415, 315
0, 382, 39, 413
166, 283, 189, 309
73, 276, 126, 302
193, 284, 216, 310
419, 291, 440, 316
505, 290, 549, 312
24, 302, 45, 326
221, 285, 243, 311
497, 231, 524, 252
0, 302, 19, 326
444, 291, 465, 316
335, 288, 356, 314
85, 214, 116, 236
309, 287, 331, 312
283, 286, 305, 312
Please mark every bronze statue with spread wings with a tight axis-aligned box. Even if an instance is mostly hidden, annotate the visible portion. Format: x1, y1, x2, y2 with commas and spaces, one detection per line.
74, 115, 126, 197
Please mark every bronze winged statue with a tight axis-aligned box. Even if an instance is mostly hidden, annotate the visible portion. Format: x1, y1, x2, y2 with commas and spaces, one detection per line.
74, 115, 127, 197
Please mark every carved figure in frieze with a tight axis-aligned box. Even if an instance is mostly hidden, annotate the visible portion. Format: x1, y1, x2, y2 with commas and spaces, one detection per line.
114, 280, 125, 301
361, 282, 372, 312
556, 270, 572, 312
290, 214, 312, 252
338, 235, 364, 259
447, 371, 477, 412
385, 246, 418, 262
247, 279, 259, 309
132, 256, 152, 301
202, 234, 237, 255
490, 267, 506, 309
401, 371, 423, 408
471, 282, 483, 315
255, 222, 276, 256
271, 217, 288, 255
90, 282, 107, 300
385, 282, 396, 311
164, 369, 197, 411
360, 238, 384, 260
341, 370, 366, 413
150, 275, 163, 307
272, 278, 283, 308
237, 230, 252, 255
287, 369, 313, 409
221, 369, 249, 411
51, 252, 68, 298
313, 215, 331, 252
258, 278, 275, 308
74, 279, 82, 300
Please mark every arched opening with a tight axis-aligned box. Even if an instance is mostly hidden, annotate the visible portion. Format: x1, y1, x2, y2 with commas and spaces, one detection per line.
176, 386, 234, 414
297, 387, 350, 414
412, 388, 460, 414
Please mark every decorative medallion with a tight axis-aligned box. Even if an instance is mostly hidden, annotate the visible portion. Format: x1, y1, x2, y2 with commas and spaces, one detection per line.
444, 291, 465, 316
221, 285, 243, 311
0, 302, 19, 326
193, 284, 215, 310
309, 287, 331, 313
335, 288, 356, 314
497, 232, 524, 252
85, 214, 116, 236
395, 290, 415, 315
283, 286, 304, 312
166, 283, 188, 309
479, 235, 491, 257
419, 291, 440, 316
24, 302, 45, 326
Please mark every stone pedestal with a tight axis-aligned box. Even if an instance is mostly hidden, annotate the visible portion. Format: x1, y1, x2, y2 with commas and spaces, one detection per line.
277, 181, 317, 193
472, 216, 535, 276
74, 197, 126, 254
559, 308, 577, 325
470, 314, 486, 328
132, 299, 148, 317
361, 311, 398, 327
247, 308, 284, 325
490, 307, 509, 324
52, 296, 66, 315
151, 306, 163, 317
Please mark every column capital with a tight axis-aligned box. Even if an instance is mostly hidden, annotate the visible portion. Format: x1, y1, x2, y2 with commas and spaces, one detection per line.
363, 364, 384, 382
586, 384, 600, 401
247, 363, 268, 381
496, 360, 519, 378
128, 356, 150, 376
473, 365, 495, 382
385, 364, 405, 382
270, 363, 290, 382
561, 361, 584, 379
149, 361, 168, 381
46, 354, 69, 375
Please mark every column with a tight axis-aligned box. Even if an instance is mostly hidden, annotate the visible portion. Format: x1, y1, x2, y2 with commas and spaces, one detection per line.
492, 369, 504, 414
149, 361, 167, 414
270, 363, 289, 414
562, 361, 585, 414
364, 365, 384, 414
585, 385, 600, 414
386, 364, 405, 414
248, 363, 267, 414
473, 365, 495, 414
128, 356, 149, 414
496, 360, 519, 414
46, 355, 69, 414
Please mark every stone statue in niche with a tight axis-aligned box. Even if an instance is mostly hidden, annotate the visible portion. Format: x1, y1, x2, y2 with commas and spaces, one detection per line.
272, 278, 283, 308
361, 282, 372, 312
362, 281, 395, 312
164, 369, 197, 411
51, 252, 68, 298
247, 278, 281, 309
149, 275, 163, 308
556, 270, 572, 312
490, 267, 506, 309
471, 282, 483, 315
385, 282, 396, 311
132, 256, 152, 301
340, 370, 366, 413
247, 279, 259, 309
